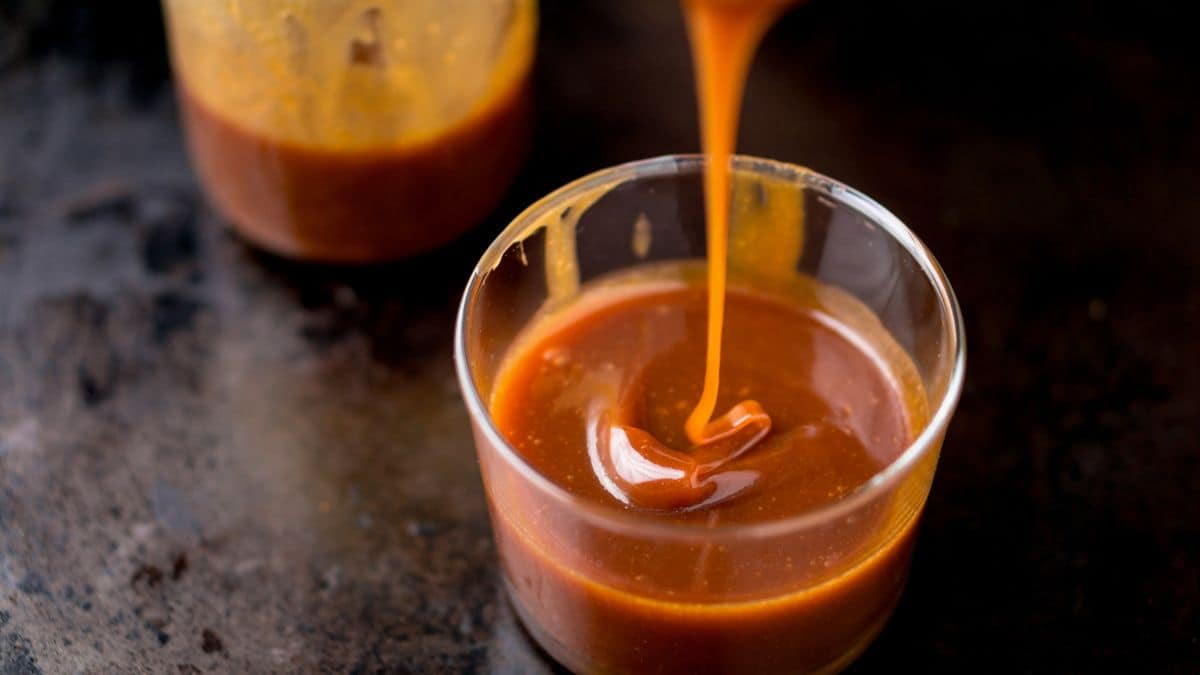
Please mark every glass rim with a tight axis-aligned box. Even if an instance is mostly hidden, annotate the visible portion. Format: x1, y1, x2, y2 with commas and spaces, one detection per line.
454, 154, 966, 540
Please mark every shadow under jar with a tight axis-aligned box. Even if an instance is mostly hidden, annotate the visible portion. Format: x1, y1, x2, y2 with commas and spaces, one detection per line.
163, 0, 536, 263
455, 156, 965, 674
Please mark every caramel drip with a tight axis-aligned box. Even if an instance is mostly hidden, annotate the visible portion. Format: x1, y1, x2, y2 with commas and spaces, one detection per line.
681, 0, 783, 446
589, 0, 794, 511
597, 401, 772, 511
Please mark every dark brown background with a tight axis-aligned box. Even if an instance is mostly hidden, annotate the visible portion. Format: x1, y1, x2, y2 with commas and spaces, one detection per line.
1, 0, 1197, 672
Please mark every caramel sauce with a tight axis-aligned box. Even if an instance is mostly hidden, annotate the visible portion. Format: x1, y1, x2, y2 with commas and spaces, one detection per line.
177, 76, 530, 262
486, 264, 931, 673
492, 273, 915, 520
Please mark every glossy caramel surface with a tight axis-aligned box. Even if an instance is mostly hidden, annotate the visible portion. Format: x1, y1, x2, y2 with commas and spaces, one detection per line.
492, 280, 911, 523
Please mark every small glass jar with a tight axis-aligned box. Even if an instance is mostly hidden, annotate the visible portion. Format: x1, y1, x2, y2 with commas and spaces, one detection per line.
455, 155, 966, 674
162, 0, 536, 262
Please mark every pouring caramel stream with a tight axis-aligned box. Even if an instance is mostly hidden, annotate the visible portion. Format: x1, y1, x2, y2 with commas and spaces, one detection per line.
593, 0, 791, 509
681, 0, 785, 445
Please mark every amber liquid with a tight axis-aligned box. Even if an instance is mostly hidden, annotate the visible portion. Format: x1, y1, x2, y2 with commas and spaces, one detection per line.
493, 280, 914, 521
178, 76, 530, 262
488, 268, 928, 674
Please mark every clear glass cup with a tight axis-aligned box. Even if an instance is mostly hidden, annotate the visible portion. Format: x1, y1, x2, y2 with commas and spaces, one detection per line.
162, 0, 536, 262
455, 155, 965, 674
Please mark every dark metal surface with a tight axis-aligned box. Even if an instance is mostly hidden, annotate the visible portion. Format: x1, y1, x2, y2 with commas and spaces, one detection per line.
1, 1, 1197, 672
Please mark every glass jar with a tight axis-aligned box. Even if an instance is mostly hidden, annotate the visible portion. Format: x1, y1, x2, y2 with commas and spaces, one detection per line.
162, 0, 536, 262
455, 155, 966, 674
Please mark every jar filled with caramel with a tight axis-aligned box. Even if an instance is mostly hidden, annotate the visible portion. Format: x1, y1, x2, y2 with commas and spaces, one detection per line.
162, 0, 536, 262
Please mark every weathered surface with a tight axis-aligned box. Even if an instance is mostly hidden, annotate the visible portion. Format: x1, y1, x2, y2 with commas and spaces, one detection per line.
1, 0, 1197, 673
